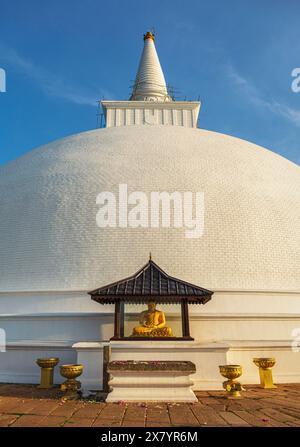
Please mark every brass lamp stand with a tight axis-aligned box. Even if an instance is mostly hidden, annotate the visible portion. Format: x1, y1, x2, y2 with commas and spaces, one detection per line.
60, 364, 83, 399
219, 365, 243, 398
253, 358, 277, 389
36, 358, 59, 389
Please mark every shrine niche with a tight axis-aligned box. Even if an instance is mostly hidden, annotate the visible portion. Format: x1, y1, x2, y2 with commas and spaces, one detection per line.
89, 257, 213, 341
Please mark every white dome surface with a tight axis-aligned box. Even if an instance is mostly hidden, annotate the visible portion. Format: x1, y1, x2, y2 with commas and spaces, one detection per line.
0, 125, 299, 292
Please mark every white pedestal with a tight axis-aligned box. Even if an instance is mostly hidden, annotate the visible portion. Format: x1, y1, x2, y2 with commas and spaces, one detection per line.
106, 363, 197, 402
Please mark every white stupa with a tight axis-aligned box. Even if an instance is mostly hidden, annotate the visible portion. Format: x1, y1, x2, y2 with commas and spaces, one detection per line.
0, 32, 299, 390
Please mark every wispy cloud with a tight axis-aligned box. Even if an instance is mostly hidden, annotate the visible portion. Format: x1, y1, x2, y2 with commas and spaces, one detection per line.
226, 64, 300, 127
0, 43, 111, 106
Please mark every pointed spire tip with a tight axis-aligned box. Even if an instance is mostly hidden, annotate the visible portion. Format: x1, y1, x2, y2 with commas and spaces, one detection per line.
130, 30, 171, 102
144, 31, 155, 41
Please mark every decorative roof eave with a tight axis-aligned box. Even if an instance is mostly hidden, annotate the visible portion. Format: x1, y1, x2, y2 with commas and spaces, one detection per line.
89, 259, 213, 305
90, 295, 212, 305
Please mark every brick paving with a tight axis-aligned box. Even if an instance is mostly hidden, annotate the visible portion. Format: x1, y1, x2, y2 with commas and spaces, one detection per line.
0, 383, 300, 427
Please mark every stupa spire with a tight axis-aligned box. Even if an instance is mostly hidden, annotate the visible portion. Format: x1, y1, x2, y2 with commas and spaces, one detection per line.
101, 32, 200, 128
130, 31, 172, 102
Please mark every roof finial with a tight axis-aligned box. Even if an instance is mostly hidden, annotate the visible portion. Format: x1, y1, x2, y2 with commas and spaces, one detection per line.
144, 31, 155, 41
149, 252, 152, 261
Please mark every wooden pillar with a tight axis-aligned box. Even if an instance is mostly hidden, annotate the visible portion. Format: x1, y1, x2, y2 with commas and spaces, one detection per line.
114, 300, 124, 338
181, 300, 191, 338
114, 301, 120, 338
120, 301, 125, 338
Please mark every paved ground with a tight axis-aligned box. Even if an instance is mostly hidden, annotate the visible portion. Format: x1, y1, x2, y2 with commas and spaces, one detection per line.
0, 384, 300, 427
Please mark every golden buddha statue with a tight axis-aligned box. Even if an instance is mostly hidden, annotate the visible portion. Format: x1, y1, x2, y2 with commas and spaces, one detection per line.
132, 301, 172, 337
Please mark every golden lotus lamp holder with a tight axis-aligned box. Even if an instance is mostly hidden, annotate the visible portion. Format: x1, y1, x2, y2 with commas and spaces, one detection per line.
219, 365, 243, 399
253, 358, 277, 389
36, 358, 59, 389
60, 364, 83, 399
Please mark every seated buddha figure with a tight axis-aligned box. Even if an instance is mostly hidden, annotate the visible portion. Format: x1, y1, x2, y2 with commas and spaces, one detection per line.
132, 301, 172, 337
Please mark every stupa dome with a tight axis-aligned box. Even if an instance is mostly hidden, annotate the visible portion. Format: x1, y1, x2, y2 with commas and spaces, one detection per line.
0, 125, 299, 292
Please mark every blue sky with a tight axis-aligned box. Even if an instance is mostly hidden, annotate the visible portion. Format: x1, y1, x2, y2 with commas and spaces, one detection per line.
0, 0, 299, 165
